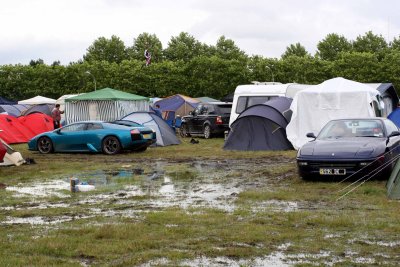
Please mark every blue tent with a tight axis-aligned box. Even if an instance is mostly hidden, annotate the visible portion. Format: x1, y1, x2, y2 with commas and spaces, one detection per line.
0, 97, 16, 105
224, 97, 293, 151
388, 108, 400, 127
154, 94, 200, 117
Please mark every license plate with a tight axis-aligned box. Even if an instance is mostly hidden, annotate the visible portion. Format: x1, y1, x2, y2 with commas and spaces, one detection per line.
142, 134, 152, 139
319, 168, 346, 175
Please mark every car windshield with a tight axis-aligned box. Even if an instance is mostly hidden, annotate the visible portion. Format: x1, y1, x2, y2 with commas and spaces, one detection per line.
318, 119, 385, 139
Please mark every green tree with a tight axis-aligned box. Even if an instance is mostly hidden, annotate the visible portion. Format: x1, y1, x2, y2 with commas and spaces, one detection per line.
213, 36, 247, 60
29, 58, 45, 67
281, 43, 309, 59
128, 32, 163, 63
332, 51, 380, 82
247, 56, 277, 83
83, 35, 128, 63
164, 32, 205, 61
390, 35, 400, 51
353, 31, 388, 55
316, 33, 352, 61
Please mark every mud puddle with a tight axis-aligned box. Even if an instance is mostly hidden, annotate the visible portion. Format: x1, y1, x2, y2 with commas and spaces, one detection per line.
2, 159, 297, 225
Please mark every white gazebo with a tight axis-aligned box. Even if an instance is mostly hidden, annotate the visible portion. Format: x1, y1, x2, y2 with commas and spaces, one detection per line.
18, 95, 56, 105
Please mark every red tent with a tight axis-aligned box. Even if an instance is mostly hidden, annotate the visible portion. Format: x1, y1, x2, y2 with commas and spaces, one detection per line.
0, 141, 6, 163
0, 114, 35, 143
18, 113, 54, 136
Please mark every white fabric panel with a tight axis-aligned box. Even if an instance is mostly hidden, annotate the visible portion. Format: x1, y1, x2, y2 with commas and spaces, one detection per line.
286, 77, 381, 150
65, 100, 149, 124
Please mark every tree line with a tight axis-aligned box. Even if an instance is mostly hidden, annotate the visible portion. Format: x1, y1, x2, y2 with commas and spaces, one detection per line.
1, 31, 400, 101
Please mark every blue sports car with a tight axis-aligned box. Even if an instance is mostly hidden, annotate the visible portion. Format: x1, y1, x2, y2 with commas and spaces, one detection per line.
28, 120, 156, 155
297, 118, 400, 180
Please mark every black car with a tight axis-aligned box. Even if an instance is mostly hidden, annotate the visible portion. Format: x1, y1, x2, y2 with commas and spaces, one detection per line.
180, 102, 232, 139
297, 118, 400, 180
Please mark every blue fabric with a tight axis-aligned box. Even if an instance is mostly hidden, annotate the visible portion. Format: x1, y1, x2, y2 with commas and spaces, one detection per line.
155, 95, 198, 111
388, 108, 400, 127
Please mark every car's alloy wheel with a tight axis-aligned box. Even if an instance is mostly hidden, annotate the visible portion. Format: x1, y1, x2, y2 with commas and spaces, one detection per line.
37, 136, 53, 154
203, 125, 211, 139
102, 136, 121, 155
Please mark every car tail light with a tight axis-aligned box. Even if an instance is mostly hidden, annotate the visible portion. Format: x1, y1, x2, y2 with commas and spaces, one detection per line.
216, 116, 223, 125
130, 129, 140, 135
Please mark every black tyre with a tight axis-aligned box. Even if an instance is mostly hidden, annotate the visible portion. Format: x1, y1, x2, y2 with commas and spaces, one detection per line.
180, 124, 190, 137
37, 136, 53, 154
203, 124, 211, 139
102, 136, 121, 155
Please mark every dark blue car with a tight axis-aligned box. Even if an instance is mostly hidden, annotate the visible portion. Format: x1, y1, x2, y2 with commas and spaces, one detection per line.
28, 120, 156, 155
297, 118, 400, 180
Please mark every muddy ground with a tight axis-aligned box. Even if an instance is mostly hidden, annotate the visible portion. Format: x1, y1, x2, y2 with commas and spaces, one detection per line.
1, 142, 400, 266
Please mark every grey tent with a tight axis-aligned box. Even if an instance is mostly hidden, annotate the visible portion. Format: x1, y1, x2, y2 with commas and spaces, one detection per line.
387, 159, 400, 199
224, 97, 293, 151
21, 103, 55, 116
121, 112, 180, 146
0, 104, 31, 117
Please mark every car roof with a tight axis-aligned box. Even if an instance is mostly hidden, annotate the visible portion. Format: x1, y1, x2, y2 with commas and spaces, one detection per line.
330, 118, 386, 122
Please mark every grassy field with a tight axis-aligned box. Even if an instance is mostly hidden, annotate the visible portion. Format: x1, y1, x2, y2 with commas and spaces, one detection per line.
1, 138, 400, 266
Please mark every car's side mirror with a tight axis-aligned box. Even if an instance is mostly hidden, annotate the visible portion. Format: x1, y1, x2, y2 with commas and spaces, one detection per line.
55, 129, 62, 134
189, 111, 193, 115
388, 131, 400, 138
306, 132, 316, 139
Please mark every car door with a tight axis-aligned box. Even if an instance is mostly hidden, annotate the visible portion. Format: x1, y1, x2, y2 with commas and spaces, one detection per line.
384, 120, 400, 160
53, 123, 89, 151
84, 122, 104, 150
194, 104, 209, 133
188, 105, 201, 133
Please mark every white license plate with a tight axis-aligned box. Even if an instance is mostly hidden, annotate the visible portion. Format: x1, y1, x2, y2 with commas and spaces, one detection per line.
319, 168, 346, 175
142, 134, 151, 139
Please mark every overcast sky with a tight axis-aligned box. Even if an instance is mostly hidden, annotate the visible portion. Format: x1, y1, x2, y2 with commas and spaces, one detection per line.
1, 0, 399, 65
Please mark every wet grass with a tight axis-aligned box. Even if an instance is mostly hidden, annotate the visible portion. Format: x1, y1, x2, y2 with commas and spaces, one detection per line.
1, 138, 400, 265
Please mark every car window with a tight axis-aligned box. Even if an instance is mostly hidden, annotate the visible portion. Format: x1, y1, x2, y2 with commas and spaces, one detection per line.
60, 123, 86, 133
318, 119, 384, 139
384, 120, 399, 135
200, 105, 210, 115
236, 97, 247, 114
215, 105, 232, 114
87, 123, 103, 130
193, 105, 203, 116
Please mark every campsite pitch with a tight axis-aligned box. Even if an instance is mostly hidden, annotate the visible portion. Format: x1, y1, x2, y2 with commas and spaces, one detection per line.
0, 139, 399, 266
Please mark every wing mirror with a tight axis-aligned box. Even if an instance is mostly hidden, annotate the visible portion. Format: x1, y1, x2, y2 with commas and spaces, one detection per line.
306, 132, 317, 139
189, 111, 193, 115
55, 129, 62, 134
388, 131, 400, 138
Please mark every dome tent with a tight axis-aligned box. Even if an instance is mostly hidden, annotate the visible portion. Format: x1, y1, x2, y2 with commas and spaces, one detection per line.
224, 97, 293, 151
121, 112, 180, 146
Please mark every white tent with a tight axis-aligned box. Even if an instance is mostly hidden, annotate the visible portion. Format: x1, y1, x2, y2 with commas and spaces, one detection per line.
286, 77, 383, 150
18, 95, 56, 105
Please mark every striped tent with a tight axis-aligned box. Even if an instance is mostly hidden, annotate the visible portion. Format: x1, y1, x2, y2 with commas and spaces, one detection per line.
65, 88, 149, 124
